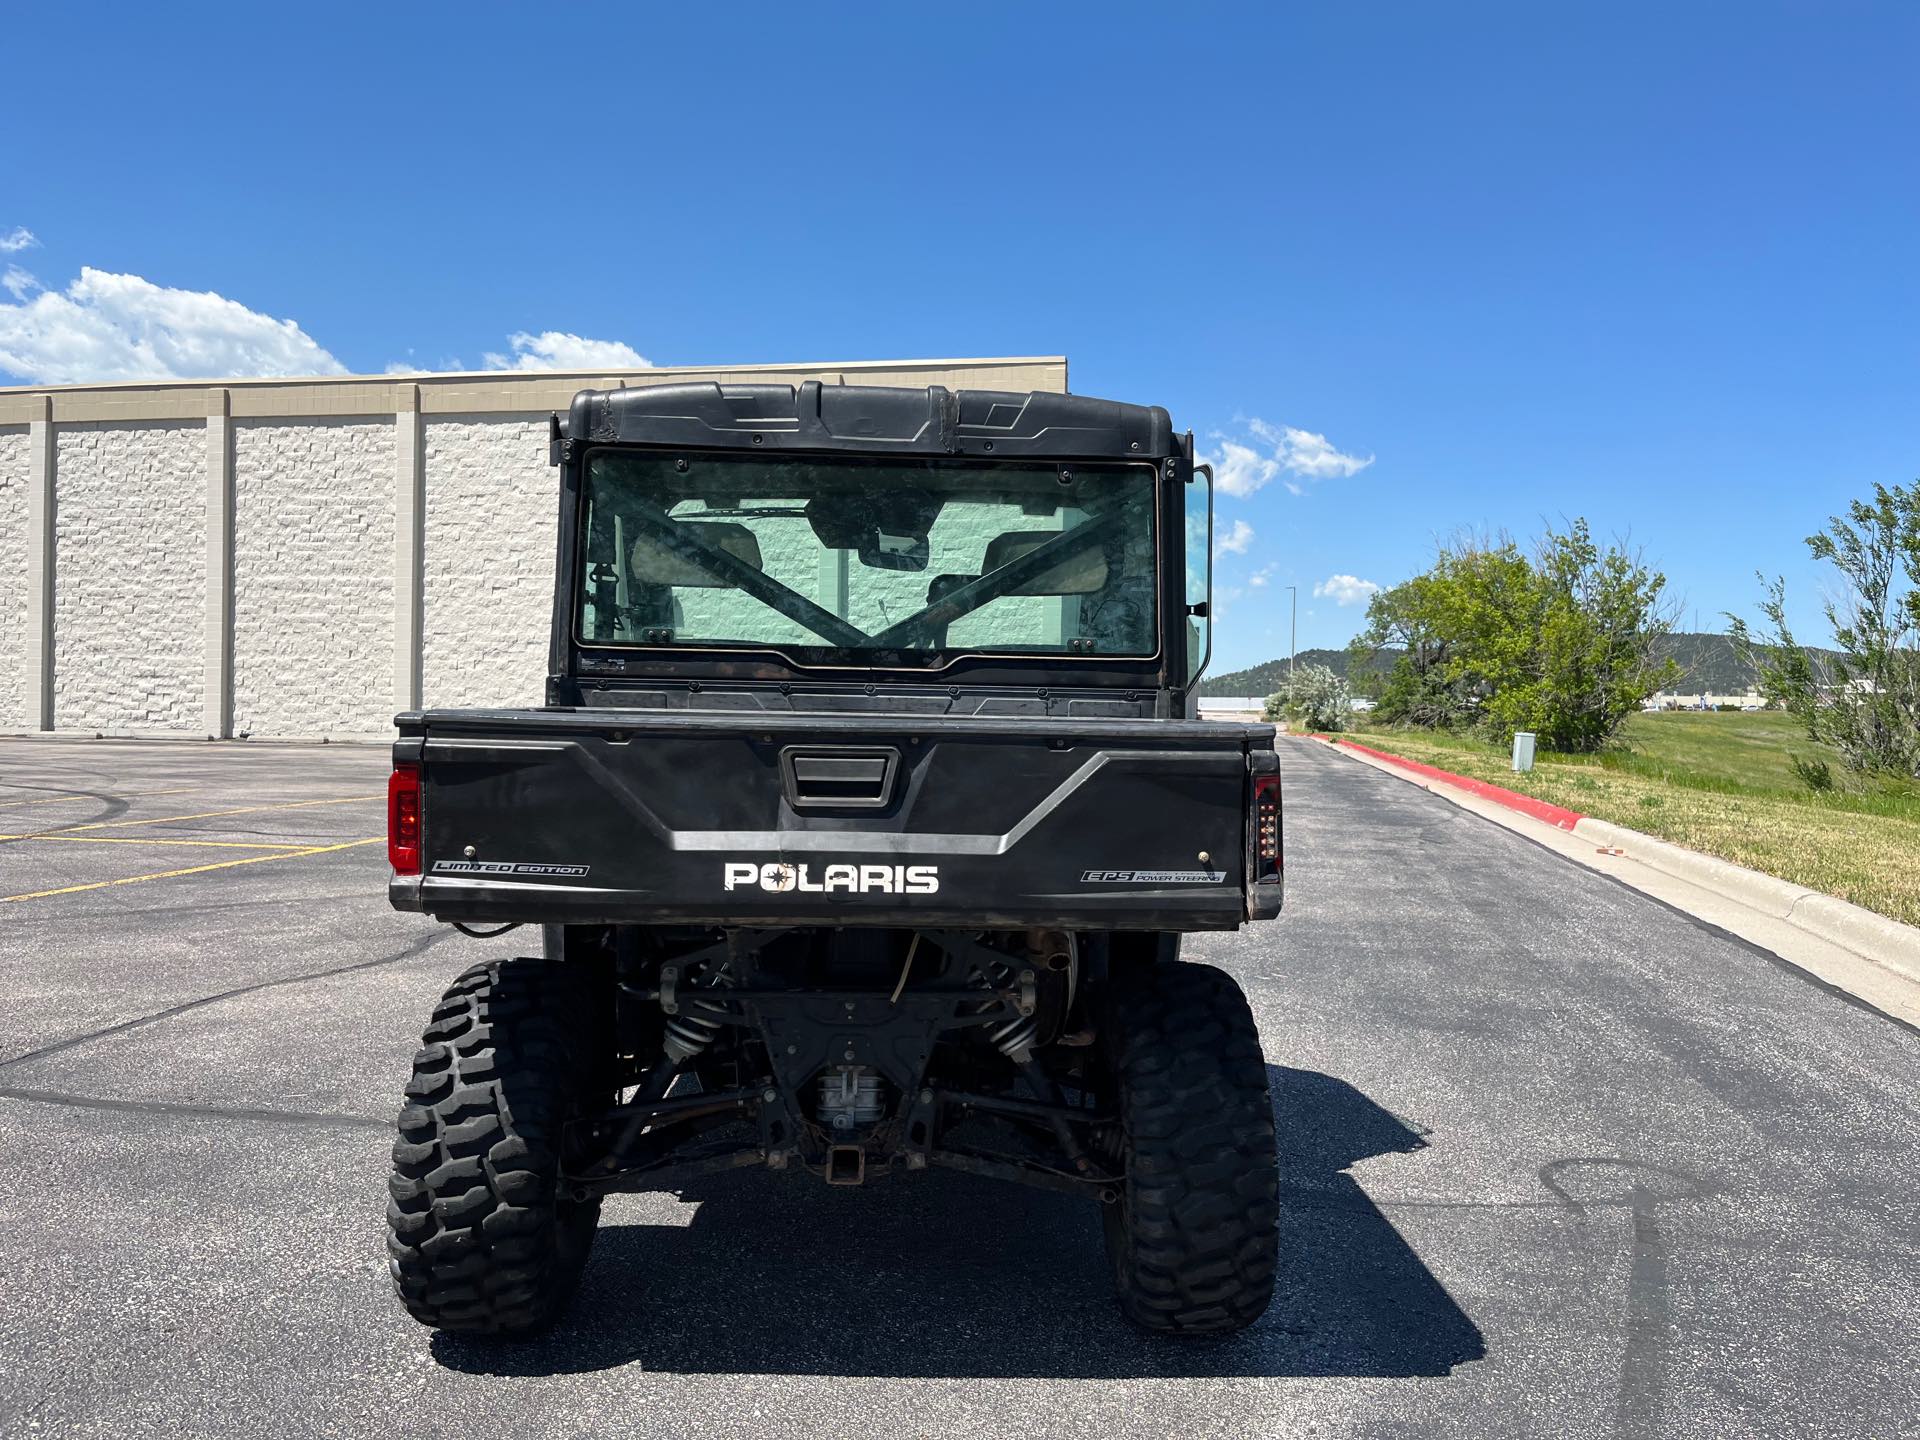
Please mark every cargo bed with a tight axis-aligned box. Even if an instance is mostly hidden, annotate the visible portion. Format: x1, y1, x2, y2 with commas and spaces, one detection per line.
390, 707, 1280, 930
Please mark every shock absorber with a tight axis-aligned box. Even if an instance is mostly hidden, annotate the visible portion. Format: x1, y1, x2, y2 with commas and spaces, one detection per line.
968, 957, 1041, 1062
966, 932, 1077, 1062
658, 962, 730, 1065
968, 934, 1093, 1174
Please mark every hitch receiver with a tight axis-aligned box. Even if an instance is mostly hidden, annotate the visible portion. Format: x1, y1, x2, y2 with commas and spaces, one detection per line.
826, 1145, 867, 1186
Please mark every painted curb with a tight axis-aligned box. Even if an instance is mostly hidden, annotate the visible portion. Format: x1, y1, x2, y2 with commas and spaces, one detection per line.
1321, 735, 1920, 986
1332, 738, 1584, 831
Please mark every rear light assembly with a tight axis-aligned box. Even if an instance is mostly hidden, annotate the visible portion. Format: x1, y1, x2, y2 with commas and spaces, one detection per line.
1252, 772, 1281, 877
388, 762, 422, 875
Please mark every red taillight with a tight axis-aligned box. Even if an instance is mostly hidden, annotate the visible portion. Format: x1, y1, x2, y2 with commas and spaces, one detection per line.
1253, 773, 1281, 873
388, 762, 421, 875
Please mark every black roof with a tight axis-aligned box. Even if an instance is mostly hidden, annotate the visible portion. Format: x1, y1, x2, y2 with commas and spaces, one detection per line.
565, 381, 1177, 461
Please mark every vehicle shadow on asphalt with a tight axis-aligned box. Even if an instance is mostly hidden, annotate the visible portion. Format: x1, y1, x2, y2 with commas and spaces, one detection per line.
432, 1066, 1485, 1380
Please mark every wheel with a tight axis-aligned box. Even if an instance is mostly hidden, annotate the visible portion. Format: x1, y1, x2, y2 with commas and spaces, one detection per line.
1100, 958, 1279, 1334
386, 956, 606, 1336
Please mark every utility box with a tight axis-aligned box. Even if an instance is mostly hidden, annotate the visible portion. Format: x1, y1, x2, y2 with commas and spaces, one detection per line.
1512, 731, 1537, 773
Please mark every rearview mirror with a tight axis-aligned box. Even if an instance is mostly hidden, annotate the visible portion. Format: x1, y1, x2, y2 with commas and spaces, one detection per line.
628, 521, 765, 588
810, 490, 937, 572
857, 531, 930, 572
980, 531, 1108, 594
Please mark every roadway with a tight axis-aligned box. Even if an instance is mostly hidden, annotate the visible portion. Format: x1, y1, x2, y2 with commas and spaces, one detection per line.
0, 735, 1914, 1438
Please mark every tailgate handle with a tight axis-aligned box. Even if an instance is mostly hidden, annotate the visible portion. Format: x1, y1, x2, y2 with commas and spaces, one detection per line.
780, 747, 900, 810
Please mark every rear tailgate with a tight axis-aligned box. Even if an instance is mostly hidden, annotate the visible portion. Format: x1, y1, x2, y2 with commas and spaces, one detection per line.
391, 708, 1274, 930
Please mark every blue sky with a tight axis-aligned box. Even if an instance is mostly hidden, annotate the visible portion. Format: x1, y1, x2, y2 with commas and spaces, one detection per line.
3, 3, 1915, 671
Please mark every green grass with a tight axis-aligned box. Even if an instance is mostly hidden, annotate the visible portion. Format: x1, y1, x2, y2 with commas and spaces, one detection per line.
1342, 711, 1920, 927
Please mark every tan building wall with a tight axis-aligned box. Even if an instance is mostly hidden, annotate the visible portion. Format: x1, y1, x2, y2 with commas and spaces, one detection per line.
419, 414, 558, 711
0, 356, 1069, 738
0, 425, 29, 732
51, 421, 206, 733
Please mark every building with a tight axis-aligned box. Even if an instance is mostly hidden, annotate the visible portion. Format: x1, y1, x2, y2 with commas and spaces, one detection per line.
1645, 690, 1768, 710
0, 356, 1067, 740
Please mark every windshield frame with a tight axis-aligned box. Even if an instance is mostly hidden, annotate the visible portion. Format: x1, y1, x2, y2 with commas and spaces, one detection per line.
569, 446, 1165, 674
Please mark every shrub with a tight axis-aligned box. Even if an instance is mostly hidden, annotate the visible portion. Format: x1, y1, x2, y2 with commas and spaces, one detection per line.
1266, 663, 1350, 732
1790, 755, 1835, 793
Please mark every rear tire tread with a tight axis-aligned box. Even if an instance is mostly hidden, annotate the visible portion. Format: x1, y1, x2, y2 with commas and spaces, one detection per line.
1104, 959, 1279, 1335
385, 956, 601, 1337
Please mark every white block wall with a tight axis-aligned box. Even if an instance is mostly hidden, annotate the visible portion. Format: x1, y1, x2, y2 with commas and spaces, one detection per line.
232, 419, 395, 737
51, 422, 206, 733
0, 411, 566, 738
1, 414, 1068, 738
0, 359, 1067, 739
421, 415, 556, 710
0, 426, 27, 732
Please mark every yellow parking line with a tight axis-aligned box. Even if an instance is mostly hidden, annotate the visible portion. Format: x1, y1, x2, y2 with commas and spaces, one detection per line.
25, 794, 382, 838
0, 786, 200, 812
1, 837, 387, 904
0, 835, 313, 851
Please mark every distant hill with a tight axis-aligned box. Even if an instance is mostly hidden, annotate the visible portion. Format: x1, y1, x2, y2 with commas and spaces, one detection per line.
1197, 648, 1390, 699
1198, 632, 1826, 698
1655, 633, 1766, 693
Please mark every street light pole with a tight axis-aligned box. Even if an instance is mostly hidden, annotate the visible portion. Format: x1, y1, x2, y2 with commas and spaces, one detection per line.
1283, 586, 1297, 692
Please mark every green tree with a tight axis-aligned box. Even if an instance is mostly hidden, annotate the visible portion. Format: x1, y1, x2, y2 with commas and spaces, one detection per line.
1731, 481, 1920, 778
1352, 540, 1540, 729
1486, 521, 1679, 751
1355, 521, 1676, 751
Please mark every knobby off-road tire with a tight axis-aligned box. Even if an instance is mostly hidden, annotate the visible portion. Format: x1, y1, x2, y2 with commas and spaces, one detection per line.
386, 956, 605, 1336
1102, 959, 1279, 1334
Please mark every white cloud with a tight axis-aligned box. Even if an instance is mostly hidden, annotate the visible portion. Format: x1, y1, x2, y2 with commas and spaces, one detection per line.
0, 251, 651, 384
0, 266, 345, 384
1201, 417, 1373, 498
1249, 564, 1277, 588
1313, 573, 1381, 607
1215, 518, 1255, 556
1247, 418, 1374, 481
483, 330, 650, 371
1209, 438, 1280, 498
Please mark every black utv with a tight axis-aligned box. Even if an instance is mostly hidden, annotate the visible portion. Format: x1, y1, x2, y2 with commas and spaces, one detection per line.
383, 381, 1283, 1337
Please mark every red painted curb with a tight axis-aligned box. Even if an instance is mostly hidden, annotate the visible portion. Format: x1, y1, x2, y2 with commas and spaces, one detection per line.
1330, 737, 1587, 832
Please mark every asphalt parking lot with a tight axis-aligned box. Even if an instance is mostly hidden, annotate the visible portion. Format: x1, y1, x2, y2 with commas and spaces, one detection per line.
1, 734, 1917, 1438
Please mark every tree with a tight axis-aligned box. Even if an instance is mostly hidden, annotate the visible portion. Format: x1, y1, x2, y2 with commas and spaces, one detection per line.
1354, 521, 1676, 751
1263, 662, 1350, 732
1351, 571, 1462, 726
1730, 481, 1920, 778
1487, 521, 1680, 751
1351, 539, 1539, 729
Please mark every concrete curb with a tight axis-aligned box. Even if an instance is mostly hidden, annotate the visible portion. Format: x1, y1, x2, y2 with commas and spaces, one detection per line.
1320, 735, 1920, 988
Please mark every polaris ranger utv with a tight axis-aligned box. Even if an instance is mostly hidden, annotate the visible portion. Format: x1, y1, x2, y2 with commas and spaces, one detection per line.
384, 381, 1283, 1337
